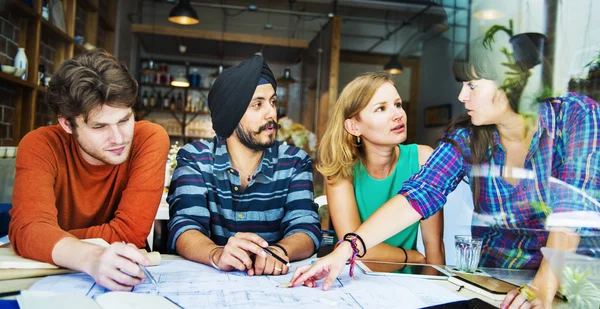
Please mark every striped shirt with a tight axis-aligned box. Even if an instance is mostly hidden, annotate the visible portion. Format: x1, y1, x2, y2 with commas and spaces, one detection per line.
400, 93, 600, 269
167, 136, 321, 253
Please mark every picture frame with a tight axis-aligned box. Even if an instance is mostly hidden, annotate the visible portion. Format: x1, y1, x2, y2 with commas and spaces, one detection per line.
424, 104, 452, 127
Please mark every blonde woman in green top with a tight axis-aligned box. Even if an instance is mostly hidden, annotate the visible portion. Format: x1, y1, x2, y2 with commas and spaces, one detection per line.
317, 72, 445, 265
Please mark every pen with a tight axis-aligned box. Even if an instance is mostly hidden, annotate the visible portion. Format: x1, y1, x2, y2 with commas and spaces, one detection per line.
263, 247, 291, 267
122, 241, 159, 289
138, 261, 159, 290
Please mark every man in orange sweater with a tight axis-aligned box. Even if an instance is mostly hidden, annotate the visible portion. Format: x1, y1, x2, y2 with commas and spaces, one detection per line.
9, 49, 169, 291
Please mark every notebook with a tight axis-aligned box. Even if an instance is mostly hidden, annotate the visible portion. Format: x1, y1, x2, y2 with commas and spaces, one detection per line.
447, 273, 518, 301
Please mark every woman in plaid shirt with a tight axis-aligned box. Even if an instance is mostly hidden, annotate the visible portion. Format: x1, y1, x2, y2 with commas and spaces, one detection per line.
292, 39, 600, 309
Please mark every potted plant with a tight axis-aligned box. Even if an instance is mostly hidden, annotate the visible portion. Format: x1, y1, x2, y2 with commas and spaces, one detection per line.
483, 19, 547, 70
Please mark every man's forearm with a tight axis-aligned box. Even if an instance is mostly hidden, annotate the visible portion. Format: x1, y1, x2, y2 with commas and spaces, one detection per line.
52, 237, 105, 274
175, 230, 219, 265
276, 232, 316, 261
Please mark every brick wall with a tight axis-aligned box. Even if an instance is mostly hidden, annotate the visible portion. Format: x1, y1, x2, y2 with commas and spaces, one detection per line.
39, 36, 56, 75
0, 80, 20, 146
0, 2, 22, 67
34, 93, 53, 129
97, 26, 105, 50
0, 2, 24, 146
75, 2, 85, 38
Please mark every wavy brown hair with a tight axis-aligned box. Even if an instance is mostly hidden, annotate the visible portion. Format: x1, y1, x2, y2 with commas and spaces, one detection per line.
47, 49, 138, 128
317, 72, 395, 184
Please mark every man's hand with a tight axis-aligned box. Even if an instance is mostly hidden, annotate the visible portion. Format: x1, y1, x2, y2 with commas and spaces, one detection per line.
213, 232, 268, 272
87, 242, 150, 291
250, 246, 290, 276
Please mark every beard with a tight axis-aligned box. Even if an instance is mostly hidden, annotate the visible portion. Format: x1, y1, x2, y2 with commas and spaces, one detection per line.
73, 130, 131, 165
235, 120, 279, 152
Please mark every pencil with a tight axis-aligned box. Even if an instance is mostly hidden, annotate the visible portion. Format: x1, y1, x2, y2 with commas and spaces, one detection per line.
137, 262, 159, 290
122, 241, 159, 289
264, 247, 291, 267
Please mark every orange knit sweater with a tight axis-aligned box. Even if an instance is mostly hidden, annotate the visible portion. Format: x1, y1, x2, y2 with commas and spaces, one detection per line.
9, 121, 169, 264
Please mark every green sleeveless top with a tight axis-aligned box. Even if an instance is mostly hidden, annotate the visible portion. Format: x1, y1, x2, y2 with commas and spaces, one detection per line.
352, 144, 421, 250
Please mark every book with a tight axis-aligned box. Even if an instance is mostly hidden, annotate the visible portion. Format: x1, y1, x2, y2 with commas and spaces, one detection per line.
447, 273, 518, 301
17, 291, 181, 309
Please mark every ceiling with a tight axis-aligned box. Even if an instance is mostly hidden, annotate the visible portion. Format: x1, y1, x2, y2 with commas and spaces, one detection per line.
132, 0, 455, 62
136, 32, 305, 63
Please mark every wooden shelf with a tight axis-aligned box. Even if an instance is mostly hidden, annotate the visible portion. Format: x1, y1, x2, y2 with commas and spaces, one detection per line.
169, 134, 213, 139
78, 0, 99, 12
7, 0, 39, 18
0, 72, 35, 88
99, 15, 114, 31
41, 19, 73, 43
140, 83, 210, 91
148, 109, 210, 116
36, 85, 48, 93
74, 43, 86, 53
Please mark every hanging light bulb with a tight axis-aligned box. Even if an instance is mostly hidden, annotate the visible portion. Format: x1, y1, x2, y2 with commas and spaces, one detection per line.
169, 0, 199, 25
171, 71, 190, 88
384, 55, 404, 75
277, 68, 297, 83
472, 2, 504, 20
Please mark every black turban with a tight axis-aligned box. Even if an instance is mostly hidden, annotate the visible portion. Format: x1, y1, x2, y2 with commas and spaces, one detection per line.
208, 55, 277, 138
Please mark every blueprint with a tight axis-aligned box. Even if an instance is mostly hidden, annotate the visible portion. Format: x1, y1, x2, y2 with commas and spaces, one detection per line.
29, 259, 465, 309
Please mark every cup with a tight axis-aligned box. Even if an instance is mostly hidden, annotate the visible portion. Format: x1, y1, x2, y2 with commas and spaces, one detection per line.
5, 147, 16, 158
455, 235, 483, 273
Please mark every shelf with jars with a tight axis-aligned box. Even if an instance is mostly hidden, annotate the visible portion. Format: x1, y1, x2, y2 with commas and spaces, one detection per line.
137, 59, 224, 142
0, 0, 117, 146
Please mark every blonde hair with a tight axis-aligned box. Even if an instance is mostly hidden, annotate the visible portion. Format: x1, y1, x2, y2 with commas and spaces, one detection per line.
317, 72, 395, 183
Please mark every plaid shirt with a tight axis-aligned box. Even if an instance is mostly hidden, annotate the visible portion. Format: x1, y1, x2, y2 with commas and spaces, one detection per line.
400, 93, 600, 269
167, 136, 321, 253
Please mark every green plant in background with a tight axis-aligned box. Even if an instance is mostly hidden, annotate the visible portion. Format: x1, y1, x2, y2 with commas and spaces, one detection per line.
584, 50, 600, 70
483, 19, 514, 50
560, 265, 600, 309
498, 46, 531, 97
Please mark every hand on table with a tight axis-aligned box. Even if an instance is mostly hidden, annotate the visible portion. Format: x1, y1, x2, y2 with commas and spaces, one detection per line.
213, 232, 268, 272
88, 242, 150, 291
250, 246, 290, 276
289, 241, 353, 290
501, 286, 545, 309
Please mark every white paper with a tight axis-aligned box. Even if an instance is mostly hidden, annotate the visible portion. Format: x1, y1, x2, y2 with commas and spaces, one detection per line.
30, 259, 466, 309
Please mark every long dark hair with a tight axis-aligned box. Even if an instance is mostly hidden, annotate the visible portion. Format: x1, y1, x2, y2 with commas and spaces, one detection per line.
440, 39, 531, 211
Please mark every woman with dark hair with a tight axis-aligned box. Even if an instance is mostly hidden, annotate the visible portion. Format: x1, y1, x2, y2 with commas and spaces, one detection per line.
291, 39, 600, 309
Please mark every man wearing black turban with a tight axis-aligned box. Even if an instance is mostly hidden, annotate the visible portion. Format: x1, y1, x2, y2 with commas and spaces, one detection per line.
167, 55, 322, 277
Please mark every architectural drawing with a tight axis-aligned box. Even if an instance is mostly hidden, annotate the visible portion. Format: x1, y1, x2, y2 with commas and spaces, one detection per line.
29, 260, 464, 309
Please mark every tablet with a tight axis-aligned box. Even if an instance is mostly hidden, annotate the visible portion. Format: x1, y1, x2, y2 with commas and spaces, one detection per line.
356, 261, 450, 280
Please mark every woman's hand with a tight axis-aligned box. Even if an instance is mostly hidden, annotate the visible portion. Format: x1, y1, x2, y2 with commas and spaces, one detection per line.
501, 287, 545, 309
289, 241, 353, 290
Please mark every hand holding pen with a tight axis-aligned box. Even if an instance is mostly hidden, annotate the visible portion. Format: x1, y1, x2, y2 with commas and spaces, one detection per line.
250, 245, 290, 276
83, 240, 152, 291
